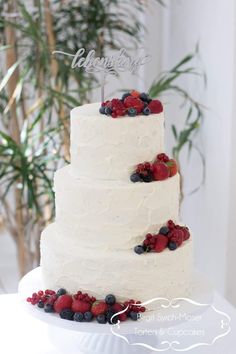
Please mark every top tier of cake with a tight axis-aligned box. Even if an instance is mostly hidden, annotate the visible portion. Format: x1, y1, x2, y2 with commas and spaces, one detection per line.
70, 103, 164, 180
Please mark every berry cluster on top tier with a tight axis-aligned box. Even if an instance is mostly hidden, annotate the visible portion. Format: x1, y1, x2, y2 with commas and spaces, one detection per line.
99, 90, 163, 118
26, 289, 146, 324
134, 220, 190, 255
130, 153, 178, 183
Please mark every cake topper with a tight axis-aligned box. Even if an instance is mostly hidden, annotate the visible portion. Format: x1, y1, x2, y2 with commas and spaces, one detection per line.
52, 48, 151, 102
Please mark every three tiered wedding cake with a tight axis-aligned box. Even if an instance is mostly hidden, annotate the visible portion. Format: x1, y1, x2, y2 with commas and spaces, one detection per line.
40, 92, 193, 303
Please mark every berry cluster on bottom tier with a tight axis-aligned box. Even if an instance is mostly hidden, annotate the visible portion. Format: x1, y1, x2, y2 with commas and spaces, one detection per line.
130, 153, 178, 183
26, 289, 146, 324
134, 220, 190, 255
99, 90, 163, 118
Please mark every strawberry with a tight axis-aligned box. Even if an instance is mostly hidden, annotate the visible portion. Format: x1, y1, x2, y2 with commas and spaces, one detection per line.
154, 234, 168, 253
130, 90, 140, 98
168, 220, 176, 230
71, 299, 91, 313
169, 229, 184, 247
153, 162, 170, 181
91, 301, 108, 316
112, 303, 127, 321
166, 159, 178, 177
147, 99, 163, 114
53, 294, 73, 313
156, 153, 169, 163
124, 96, 144, 113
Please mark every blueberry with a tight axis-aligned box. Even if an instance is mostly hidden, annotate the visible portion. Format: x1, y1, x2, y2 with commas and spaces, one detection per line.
57, 288, 67, 296
127, 108, 137, 117
139, 92, 150, 102
159, 226, 170, 236
99, 106, 106, 114
106, 309, 118, 324
121, 92, 131, 101
134, 245, 145, 255
74, 312, 84, 322
143, 107, 151, 116
129, 311, 140, 321
44, 304, 54, 313
168, 241, 177, 251
96, 314, 107, 324
130, 173, 142, 183
37, 300, 44, 308
105, 107, 112, 115
105, 294, 116, 305
60, 309, 74, 320
84, 311, 93, 322
142, 171, 154, 182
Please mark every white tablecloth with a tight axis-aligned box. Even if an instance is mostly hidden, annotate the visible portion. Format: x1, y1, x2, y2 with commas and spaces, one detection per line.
0, 293, 235, 354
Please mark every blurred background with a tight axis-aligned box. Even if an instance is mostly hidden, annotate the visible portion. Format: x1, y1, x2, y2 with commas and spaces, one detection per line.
0, 0, 235, 307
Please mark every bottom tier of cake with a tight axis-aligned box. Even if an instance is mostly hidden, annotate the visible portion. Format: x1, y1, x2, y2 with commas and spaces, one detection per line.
40, 223, 193, 303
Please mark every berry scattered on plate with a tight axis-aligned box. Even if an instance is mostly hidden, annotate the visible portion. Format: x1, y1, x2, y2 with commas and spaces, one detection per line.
26, 289, 146, 324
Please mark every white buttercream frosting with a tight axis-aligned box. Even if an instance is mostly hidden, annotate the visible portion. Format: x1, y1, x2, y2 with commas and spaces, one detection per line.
70, 103, 164, 180
40, 101, 193, 302
41, 223, 193, 302
54, 166, 180, 249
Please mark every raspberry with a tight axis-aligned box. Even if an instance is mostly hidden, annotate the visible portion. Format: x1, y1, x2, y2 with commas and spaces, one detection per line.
110, 98, 122, 107
147, 99, 163, 114
137, 163, 145, 173
45, 289, 55, 295
177, 226, 190, 241
154, 234, 168, 252
144, 162, 151, 170
168, 220, 176, 230
149, 236, 156, 245
103, 100, 110, 107
124, 96, 144, 113
169, 229, 184, 247
145, 233, 153, 240
157, 153, 169, 163
143, 239, 150, 246
109, 99, 126, 118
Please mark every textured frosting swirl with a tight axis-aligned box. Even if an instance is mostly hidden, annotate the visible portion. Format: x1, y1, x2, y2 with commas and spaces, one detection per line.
70, 103, 164, 180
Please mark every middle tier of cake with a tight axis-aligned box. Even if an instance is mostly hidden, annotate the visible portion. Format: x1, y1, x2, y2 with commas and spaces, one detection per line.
54, 166, 180, 250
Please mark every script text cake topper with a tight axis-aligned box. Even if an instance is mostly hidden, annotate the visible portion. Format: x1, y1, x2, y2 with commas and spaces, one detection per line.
52, 48, 151, 101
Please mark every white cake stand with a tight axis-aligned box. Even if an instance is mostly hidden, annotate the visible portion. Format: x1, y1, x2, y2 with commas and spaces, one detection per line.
18, 267, 213, 354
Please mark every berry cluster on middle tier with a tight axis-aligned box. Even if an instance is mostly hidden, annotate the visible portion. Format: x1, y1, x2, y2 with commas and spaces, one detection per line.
130, 153, 178, 183
134, 220, 190, 255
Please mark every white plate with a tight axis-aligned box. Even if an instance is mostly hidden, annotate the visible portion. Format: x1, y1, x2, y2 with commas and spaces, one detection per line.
18, 267, 214, 335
